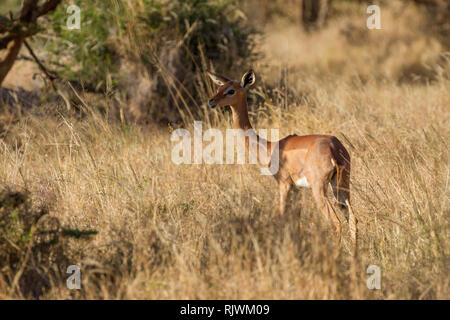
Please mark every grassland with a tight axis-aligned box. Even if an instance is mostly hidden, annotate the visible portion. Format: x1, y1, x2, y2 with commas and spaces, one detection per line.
0, 1, 448, 299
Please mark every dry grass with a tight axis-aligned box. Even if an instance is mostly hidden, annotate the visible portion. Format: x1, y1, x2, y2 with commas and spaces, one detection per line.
0, 1, 449, 299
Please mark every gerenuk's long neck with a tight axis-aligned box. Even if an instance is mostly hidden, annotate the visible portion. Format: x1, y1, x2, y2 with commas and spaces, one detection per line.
230, 95, 274, 165
231, 95, 252, 131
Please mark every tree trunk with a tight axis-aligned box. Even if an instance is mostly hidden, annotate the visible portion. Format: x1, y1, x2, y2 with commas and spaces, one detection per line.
0, 0, 61, 87
300, 0, 331, 31
0, 36, 24, 85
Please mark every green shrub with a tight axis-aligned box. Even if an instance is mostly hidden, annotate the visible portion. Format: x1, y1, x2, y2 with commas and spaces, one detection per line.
140, 0, 256, 70
0, 190, 57, 298
46, 0, 258, 122
47, 1, 121, 91
0, 190, 96, 298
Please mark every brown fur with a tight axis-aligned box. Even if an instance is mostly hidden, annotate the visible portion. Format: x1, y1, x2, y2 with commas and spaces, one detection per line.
207, 70, 358, 251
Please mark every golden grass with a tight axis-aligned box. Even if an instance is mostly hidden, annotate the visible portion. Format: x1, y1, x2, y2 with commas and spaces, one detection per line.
0, 1, 448, 299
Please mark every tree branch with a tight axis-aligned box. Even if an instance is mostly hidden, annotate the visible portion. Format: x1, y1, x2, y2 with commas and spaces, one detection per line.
0, 22, 39, 49
0, 0, 62, 86
37, 0, 62, 18
20, 0, 40, 23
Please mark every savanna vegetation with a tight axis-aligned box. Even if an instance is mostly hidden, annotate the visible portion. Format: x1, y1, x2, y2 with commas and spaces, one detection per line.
0, 0, 448, 299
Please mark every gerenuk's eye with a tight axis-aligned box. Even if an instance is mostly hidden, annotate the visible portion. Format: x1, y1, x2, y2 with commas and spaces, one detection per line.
227, 89, 235, 95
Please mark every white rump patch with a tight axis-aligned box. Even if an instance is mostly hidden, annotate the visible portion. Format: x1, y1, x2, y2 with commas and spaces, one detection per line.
295, 177, 310, 188
331, 158, 336, 167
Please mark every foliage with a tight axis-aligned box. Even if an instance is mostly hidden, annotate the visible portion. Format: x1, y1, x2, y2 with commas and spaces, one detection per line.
47, 1, 121, 91
140, 0, 256, 71
0, 0, 448, 299
46, 0, 257, 122
0, 190, 96, 298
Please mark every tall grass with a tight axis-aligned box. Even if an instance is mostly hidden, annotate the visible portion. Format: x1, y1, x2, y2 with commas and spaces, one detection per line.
0, 0, 448, 299
44, 0, 257, 123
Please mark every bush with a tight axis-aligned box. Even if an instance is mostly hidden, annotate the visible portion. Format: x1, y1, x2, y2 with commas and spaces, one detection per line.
47, 1, 121, 92
0, 190, 60, 298
0, 190, 96, 298
46, 0, 258, 123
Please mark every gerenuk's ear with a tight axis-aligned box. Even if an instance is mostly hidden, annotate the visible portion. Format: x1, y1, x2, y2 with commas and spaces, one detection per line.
240, 69, 256, 89
207, 72, 230, 86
